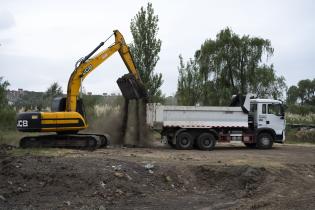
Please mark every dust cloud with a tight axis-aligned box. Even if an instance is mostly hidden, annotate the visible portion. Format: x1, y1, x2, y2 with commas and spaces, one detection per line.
121, 99, 153, 147
88, 99, 153, 147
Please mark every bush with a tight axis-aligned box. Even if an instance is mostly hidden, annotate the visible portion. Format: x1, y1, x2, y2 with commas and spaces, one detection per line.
286, 128, 315, 144
0, 108, 16, 131
286, 105, 315, 115
286, 113, 315, 125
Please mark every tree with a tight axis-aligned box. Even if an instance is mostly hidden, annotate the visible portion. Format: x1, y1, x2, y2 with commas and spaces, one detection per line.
45, 82, 63, 98
287, 85, 299, 105
297, 79, 314, 105
177, 28, 286, 106
0, 77, 10, 109
130, 2, 163, 102
249, 65, 287, 99
44, 82, 63, 107
287, 79, 315, 106
0, 77, 16, 130
177, 55, 202, 105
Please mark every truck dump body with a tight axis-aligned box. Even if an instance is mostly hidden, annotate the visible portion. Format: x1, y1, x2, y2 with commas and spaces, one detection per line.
147, 104, 248, 130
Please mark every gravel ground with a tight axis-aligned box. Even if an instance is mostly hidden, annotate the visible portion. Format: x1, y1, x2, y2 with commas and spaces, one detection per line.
0, 143, 315, 210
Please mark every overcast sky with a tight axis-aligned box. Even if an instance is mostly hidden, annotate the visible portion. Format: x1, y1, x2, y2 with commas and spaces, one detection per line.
0, 0, 314, 96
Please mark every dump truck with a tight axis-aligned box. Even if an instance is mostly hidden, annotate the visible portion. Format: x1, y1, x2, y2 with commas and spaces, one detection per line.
146, 94, 285, 150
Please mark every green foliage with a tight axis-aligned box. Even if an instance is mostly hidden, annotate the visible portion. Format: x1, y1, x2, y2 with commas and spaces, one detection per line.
164, 95, 177, 105
12, 82, 64, 111
0, 77, 16, 131
44, 82, 63, 99
287, 79, 315, 106
286, 78, 315, 115
286, 113, 315, 125
177, 28, 286, 106
14, 91, 45, 111
0, 77, 10, 109
249, 65, 287, 99
286, 104, 315, 115
177, 55, 202, 105
287, 85, 299, 105
0, 130, 25, 146
286, 128, 315, 144
130, 2, 163, 102
43, 82, 63, 108
0, 108, 16, 130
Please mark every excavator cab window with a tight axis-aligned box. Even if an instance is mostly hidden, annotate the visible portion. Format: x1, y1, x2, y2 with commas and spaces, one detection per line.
51, 97, 86, 120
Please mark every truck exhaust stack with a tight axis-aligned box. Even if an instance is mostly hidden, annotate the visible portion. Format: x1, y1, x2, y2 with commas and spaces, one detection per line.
117, 73, 147, 100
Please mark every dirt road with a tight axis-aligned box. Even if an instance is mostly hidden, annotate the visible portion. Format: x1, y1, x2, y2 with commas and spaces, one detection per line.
1, 143, 315, 209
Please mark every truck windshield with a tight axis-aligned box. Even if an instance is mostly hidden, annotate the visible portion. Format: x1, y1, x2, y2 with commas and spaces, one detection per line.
268, 104, 284, 116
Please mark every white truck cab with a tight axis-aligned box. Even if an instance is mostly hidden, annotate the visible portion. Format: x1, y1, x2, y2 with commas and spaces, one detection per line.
250, 99, 285, 143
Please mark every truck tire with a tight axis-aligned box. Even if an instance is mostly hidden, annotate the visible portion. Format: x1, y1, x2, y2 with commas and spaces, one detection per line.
176, 131, 193, 150
257, 132, 273, 149
196, 133, 216, 151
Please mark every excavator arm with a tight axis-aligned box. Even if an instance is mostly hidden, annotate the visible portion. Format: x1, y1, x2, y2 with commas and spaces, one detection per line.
66, 30, 146, 112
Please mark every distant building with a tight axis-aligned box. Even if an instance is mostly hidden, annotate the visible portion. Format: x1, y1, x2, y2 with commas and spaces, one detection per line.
103, 93, 108, 96
6, 89, 25, 104
87, 92, 92, 96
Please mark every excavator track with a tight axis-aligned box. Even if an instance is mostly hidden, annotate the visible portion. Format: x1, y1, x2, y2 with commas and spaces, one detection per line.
19, 133, 109, 150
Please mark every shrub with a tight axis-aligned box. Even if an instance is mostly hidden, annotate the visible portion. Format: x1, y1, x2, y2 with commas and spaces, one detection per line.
0, 108, 16, 131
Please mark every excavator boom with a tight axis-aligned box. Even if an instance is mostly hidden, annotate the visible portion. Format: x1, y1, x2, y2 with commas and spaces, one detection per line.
66, 30, 146, 112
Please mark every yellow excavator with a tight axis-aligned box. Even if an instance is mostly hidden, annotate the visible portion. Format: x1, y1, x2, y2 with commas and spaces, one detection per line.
16, 30, 147, 149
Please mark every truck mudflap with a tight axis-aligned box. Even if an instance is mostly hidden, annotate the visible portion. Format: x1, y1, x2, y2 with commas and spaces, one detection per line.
117, 73, 147, 100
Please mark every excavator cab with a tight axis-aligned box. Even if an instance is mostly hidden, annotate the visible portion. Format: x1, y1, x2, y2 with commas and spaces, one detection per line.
52, 97, 86, 120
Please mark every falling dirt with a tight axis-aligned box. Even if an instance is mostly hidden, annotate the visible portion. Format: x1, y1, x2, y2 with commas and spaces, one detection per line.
121, 99, 153, 147
87, 99, 153, 147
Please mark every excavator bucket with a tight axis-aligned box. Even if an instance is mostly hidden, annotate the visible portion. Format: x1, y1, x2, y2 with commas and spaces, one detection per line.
117, 74, 148, 100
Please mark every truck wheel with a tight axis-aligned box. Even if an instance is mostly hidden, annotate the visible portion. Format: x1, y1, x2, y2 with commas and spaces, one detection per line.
257, 132, 273, 149
244, 143, 256, 149
196, 133, 216, 151
176, 131, 193, 150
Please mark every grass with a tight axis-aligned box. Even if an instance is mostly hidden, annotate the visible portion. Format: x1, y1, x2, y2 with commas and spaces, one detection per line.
0, 130, 72, 156
8, 148, 73, 156
0, 130, 24, 146
286, 113, 315, 125
285, 128, 315, 144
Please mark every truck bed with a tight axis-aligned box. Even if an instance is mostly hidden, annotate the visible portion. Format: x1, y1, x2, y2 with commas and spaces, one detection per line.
146, 104, 248, 130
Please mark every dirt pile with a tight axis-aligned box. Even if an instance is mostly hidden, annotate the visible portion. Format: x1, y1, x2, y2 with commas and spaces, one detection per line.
1, 153, 315, 210
0, 155, 268, 209
1, 145, 315, 209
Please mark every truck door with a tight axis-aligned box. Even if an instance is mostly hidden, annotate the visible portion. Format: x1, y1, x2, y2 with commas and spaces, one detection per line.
258, 103, 285, 135
266, 103, 285, 135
